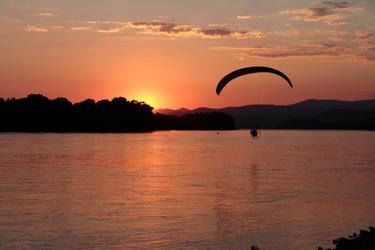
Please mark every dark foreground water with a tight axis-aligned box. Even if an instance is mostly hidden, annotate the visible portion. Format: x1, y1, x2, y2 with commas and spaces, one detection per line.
1, 130, 375, 249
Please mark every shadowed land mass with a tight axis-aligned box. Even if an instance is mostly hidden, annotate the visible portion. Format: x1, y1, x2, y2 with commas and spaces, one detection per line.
0, 94, 235, 132
1, 94, 374, 132
250, 226, 375, 250
322, 226, 375, 250
157, 99, 375, 130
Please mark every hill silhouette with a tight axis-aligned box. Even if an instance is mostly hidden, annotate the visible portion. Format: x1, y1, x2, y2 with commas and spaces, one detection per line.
156, 99, 375, 130
2, 94, 374, 132
0, 94, 235, 132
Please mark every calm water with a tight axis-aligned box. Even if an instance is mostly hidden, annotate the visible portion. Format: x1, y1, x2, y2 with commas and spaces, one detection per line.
1, 130, 375, 249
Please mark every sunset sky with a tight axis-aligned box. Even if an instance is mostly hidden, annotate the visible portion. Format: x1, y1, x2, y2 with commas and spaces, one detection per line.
1, 0, 374, 109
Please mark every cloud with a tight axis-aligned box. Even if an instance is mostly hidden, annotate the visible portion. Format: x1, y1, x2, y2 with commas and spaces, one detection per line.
317, 1, 349, 9
35, 12, 54, 17
211, 39, 375, 63
210, 43, 342, 60
356, 52, 375, 62
316, 1, 363, 12
127, 21, 253, 39
71, 26, 90, 31
280, 1, 362, 26
0, 16, 22, 24
313, 29, 348, 36
199, 28, 232, 36
208, 23, 230, 28
50, 25, 64, 30
298, 39, 339, 48
80, 21, 126, 34
25, 25, 48, 32
249, 30, 262, 39
96, 28, 121, 33
70, 19, 259, 39
210, 46, 266, 52
237, 16, 251, 20
129, 22, 192, 35
199, 28, 253, 39
272, 29, 299, 37
243, 48, 340, 59
327, 36, 345, 42
355, 30, 372, 40
355, 38, 375, 62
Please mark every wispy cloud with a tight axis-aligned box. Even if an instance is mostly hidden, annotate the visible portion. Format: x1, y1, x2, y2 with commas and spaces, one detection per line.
354, 32, 375, 62
127, 21, 255, 39
227, 47, 340, 59
249, 30, 262, 39
211, 39, 375, 63
71, 26, 90, 31
85, 20, 125, 25
50, 25, 64, 30
199, 28, 232, 36
82, 21, 126, 34
355, 41, 375, 62
272, 29, 299, 37
280, 1, 362, 26
357, 53, 375, 62
317, 1, 363, 12
35, 12, 54, 17
211, 41, 343, 60
208, 23, 230, 28
62, 20, 260, 39
314, 29, 348, 36
237, 16, 251, 20
96, 28, 121, 33
297, 39, 339, 48
199, 28, 254, 39
129, 22, 193, 35
355, 30, 372, 40
0, 16, 22, 23
25, 25, 48, 32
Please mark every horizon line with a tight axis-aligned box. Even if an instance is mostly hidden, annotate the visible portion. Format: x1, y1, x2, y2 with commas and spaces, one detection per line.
1, 93, 375, 111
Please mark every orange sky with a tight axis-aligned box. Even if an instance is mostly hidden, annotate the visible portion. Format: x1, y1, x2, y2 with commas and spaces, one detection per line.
0, 0, 374, 109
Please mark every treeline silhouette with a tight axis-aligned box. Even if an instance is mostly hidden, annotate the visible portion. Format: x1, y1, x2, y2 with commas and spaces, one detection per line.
0, 94, 235, 132
320, 226, 375, 250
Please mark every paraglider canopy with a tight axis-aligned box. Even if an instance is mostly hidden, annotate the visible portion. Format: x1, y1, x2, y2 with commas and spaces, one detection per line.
216, 66, 293, 95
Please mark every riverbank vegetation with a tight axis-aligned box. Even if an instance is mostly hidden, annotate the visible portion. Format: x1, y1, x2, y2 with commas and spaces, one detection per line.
0, 94, 235, 132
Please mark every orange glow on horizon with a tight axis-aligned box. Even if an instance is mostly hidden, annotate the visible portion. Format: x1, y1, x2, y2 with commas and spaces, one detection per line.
132, 94, 160, 110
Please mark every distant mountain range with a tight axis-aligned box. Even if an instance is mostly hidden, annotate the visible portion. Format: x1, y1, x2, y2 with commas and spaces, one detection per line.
156, 99, 375, 129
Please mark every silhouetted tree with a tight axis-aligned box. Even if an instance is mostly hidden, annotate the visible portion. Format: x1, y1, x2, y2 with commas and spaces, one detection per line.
50, 97, 73, 131
322, 226, 375, 250
0, 94, 236, 132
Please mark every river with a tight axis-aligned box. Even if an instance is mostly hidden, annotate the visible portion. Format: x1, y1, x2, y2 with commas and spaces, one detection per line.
1, 130, 375, 249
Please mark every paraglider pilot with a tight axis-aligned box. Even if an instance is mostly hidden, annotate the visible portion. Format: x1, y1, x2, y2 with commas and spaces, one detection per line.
250, 128, 258, 137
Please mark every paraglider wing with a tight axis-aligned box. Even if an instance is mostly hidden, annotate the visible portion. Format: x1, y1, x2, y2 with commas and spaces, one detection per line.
216, 66, 293, 95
